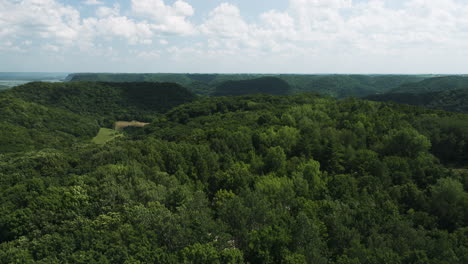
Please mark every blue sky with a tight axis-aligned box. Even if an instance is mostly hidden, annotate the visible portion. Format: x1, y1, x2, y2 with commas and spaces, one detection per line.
1, 0, 468, 73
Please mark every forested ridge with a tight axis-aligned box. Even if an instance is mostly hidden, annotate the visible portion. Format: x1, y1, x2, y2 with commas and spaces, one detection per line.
5, 81, 196, 123
68, 73, 430, 98
390, 76, 468, 94
366, 76, 468, 113
212, 77, 292, 96
0, 81, 467, 263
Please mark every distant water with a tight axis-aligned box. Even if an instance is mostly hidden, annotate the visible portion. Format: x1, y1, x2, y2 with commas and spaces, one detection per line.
0, 72, 68, 89
0, 79, 63, 89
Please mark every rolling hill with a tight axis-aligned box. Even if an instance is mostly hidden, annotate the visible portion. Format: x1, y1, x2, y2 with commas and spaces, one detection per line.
390, 76, 468, 94
366, 76, 468, 113
367, 88, 468, 113
66, 73, 429, 97
212, 77, 293, 96
5, 81, 196, 122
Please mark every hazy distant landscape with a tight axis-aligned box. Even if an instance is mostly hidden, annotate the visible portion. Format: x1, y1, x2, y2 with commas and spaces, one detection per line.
0, 72, 68, 89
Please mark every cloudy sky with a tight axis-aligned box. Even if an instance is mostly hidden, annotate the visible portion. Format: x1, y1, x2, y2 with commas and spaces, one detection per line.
1, 0, 468, 73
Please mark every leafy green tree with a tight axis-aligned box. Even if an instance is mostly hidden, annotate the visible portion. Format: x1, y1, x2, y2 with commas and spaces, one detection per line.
382, 129, 431, 158
430, 178, 466, 230
264, 146, 287, 175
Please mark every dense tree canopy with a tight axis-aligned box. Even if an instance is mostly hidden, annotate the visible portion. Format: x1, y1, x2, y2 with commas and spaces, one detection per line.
0, 81, 467, 263
5, 81, 196, 124
390, 76, 468, 94
213, 77, 292, 96
367, 88, 468, 114
0, 96, 99, 153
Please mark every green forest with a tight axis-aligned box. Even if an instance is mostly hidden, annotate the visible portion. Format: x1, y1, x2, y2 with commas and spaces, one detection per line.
0, 78, 467, 263
365, 76, 468, 113
67, 73, 432, 98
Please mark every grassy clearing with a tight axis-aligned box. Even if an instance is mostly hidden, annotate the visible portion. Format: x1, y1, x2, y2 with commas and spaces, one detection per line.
115, 121, 150, 130
92, 128, 122, 145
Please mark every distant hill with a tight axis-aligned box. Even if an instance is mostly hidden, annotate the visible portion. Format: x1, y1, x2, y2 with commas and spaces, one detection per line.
390, 76, 468, 94
68, 73, 194, 86
274, 75, 428, 98
212, 77, 292, 96
5, 81, 196, 122
365, 76, 468, 113
66, 73, 430, 98
68, 73, 212, 95
186, 74, 218, 82
367, 88, 468, 113
292, 75, 376, 98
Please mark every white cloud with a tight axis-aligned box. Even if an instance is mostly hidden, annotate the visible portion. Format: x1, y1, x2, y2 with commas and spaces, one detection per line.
0, 41, 27, 52
2, 0, 468, 73
200, 3, 248, 39
194, 0, 468, 63
0, 0, 198, 51
199, 3, 298, 54
136, 50, 161, 59
42, 44, 60, 52
96, 4, 120, 18
82, 16, 154, 45
0, 0, 80, 44
83, 0, 102, 5
131, 0, 196, 35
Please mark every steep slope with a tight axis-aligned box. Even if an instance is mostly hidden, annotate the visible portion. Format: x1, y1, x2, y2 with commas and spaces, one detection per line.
391, 76, 468, 93
284, 75, 429, 97
350, 75, 428, 92
300, 75, 376, 98
212, 77, 292, 96
0, 96, 99, 153
367, 88, 468, 113
6, 81, 196, 122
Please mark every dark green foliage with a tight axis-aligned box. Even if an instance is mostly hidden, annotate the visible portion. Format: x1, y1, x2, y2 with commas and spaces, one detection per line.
187, 74, 218, 83
366, 76, 468, 114
67, 73, 428, 98
367, 88, 468, 113
285, 75, 377, 98
0, 88, 467, 263
69, 73, 190, 84
0, 96, 99, 153
213, 77, 292, 96
6, 81, 195, 122
391, 76, 468, 94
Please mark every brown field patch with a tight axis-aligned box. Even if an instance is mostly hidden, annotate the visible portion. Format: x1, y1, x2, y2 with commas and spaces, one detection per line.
115, 121, 150, 130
